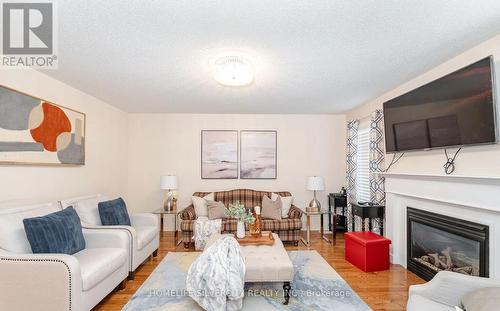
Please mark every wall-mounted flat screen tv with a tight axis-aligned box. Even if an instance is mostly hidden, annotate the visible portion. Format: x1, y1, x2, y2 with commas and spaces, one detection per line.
383, 56, 497, 153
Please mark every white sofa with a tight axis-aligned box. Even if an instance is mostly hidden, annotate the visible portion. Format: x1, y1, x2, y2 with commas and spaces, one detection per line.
0, 202, 130, 311
407, 271, 500, 311
60, 194, 160, 279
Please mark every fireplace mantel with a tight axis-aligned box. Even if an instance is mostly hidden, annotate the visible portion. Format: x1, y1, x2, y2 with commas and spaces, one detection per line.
381, 172, 500, 214
382, 172, 500, 278
380, 172, 500, 184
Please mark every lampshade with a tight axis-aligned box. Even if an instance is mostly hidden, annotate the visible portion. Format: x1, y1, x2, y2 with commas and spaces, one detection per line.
160, 175, 177, 190
306, 176, 325, 191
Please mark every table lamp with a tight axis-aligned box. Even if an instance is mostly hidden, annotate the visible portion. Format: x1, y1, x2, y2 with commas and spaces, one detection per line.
160, 175, 177, 211
307, 176, 324, 212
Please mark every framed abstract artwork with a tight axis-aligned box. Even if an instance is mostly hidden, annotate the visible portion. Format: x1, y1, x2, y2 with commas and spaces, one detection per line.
240, 130, 277, 179
0, 85, 86, 165
201, 130, 238, 179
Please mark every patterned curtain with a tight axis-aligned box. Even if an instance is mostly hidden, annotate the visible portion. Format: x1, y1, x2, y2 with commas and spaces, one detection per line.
345, 119, 359, 232
369, 109, 385, 234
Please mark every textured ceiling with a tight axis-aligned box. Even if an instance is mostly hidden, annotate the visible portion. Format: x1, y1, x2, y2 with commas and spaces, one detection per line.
41, 1, 500, 113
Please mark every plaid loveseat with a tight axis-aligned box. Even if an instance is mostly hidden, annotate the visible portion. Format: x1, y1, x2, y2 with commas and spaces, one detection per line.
180, 189, 303, 248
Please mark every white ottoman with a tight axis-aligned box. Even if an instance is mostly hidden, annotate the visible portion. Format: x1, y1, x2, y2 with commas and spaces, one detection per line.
205, 233, 294, 304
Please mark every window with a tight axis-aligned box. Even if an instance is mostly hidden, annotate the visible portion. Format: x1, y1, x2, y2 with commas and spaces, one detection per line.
356, 127, 370, 202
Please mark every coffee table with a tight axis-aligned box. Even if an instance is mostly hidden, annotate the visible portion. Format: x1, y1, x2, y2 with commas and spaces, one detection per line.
205, 233, 294, 304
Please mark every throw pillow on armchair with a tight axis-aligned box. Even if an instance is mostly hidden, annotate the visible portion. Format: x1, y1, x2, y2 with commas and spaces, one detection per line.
98, 197, 131, 226
207, 200, 227, 220
192, 193, 214, 218
461, 287, 500, 311
23, 206, 86, 254
262, 195, 282, 220
271, 193, 293, 218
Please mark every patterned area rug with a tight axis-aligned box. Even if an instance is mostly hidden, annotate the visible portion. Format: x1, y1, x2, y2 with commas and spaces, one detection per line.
122, 250, 371, 311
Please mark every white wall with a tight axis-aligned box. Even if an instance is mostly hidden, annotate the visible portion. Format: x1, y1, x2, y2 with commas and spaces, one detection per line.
346, 34, 500, 177
126, 113, 346, 229
0, 69, 128, 206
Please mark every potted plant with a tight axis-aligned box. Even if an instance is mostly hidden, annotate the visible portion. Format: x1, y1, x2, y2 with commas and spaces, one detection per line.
225, 201, 255, 238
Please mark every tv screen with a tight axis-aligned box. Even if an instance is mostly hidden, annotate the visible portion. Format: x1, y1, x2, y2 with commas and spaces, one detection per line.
383, 56, 497, 153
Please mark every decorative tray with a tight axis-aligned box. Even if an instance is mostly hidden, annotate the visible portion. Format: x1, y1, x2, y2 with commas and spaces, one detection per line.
237, 231, 275, 246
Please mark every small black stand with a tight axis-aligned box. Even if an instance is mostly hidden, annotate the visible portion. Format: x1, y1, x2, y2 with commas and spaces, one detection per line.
328, 193, 347, 232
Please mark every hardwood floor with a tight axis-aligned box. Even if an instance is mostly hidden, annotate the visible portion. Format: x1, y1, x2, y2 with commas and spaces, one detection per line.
93, 231, 425, 311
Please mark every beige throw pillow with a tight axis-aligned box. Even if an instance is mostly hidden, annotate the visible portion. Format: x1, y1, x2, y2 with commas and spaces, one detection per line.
271, 193, 293, 218
207, 200, 227, 220
461, 287, 500, 311
262, 195, 282, 220
192, 192, 214, 218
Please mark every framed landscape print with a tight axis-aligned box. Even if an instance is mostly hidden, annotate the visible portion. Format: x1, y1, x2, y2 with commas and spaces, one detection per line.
240, 130, 277, 179
0, 85, 86, 165
201, 130, 238, 179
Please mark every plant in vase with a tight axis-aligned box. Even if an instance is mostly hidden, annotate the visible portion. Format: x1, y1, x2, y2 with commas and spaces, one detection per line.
225, 201, 255, 239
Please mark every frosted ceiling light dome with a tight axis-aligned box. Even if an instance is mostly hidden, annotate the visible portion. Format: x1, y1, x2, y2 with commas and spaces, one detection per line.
213, 55, 254, 87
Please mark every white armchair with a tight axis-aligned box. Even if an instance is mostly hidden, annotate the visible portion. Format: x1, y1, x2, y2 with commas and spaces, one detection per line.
407, 271, 500, 311
0, 202, 130, 311
60, 195, 160, 279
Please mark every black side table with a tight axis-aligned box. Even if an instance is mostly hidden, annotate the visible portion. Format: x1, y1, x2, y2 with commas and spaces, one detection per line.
328, 193, 347, 232
351, 202, 385, 236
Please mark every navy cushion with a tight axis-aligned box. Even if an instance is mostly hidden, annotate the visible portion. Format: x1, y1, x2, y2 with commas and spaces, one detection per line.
98, 197, 131, 226
23, 207, 86, 255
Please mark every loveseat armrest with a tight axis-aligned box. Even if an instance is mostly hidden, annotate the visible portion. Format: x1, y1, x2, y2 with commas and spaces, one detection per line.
82, 226, 136, 272
408, 271, 500, 307
288, 205, 303, 219
130, 213, 159, 228
0, 249, 83, 311
180, 205, 196, 220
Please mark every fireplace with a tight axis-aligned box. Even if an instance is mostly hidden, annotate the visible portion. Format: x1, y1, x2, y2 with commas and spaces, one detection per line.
407, 207, 489, 281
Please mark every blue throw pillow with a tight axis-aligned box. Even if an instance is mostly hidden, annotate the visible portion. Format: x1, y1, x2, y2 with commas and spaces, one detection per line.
23, 207, 86, 255
98, 197, 131, 226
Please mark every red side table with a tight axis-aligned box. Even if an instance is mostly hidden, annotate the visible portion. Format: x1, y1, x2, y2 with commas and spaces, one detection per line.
345, 231, 391, 272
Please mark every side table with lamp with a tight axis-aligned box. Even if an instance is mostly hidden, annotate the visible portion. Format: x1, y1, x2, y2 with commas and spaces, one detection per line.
160, 175, 177, 211
301, 176, 336, 246
158, 175, 182, 246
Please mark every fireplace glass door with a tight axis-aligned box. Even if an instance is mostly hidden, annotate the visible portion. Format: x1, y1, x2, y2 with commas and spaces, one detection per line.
407, 207, 488, 281
410, 221, 480, 276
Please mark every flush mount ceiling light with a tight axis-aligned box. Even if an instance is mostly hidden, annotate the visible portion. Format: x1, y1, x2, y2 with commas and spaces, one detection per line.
213, 55, 254, 87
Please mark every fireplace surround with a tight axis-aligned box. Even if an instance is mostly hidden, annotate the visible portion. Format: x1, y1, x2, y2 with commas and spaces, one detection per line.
407, 207, 489, 281
383, 173, 500, 278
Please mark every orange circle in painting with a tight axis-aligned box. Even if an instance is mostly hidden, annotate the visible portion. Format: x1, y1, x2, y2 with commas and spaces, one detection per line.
30, 102, 71, 152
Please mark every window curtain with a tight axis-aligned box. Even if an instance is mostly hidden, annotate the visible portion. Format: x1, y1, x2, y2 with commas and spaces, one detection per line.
368, 109, 385, 234
345, 119, 359, 232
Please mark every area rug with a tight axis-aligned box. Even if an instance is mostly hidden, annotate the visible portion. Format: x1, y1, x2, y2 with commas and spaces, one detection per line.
122, 250, 371, 311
